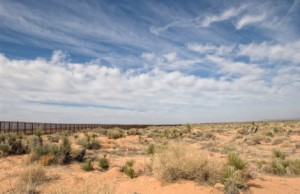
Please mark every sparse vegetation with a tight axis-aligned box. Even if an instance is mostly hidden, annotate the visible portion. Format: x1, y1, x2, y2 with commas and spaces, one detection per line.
0, 120, 300, 193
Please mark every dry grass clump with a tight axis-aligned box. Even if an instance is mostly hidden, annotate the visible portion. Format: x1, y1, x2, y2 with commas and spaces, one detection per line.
245, 134, 270, 145
272, 137, 287, 145
19, 165, 48, 193
151, 142, 224, 185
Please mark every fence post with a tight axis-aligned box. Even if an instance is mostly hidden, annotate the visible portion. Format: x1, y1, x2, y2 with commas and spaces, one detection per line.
8, 122, 11, 133
17, 122, 19, 134
0, 121, 1, 133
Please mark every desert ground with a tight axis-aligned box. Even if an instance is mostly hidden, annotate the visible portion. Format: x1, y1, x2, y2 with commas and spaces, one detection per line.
0, 121, 300, 194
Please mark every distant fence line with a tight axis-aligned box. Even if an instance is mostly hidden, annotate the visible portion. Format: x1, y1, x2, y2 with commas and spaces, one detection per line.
0, 121, 178, 135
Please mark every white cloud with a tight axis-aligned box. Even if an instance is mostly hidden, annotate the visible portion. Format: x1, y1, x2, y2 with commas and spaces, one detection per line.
239, 41, 300, 64
206, 55, 264, 77
187, 43, 233, 56
1, 51, 300, 123
164, 52, 177, 62
235, 13, 266, 30
200, 7, 243, 27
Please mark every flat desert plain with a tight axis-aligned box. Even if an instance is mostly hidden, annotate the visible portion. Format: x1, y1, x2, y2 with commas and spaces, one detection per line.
0, 121, 300, 194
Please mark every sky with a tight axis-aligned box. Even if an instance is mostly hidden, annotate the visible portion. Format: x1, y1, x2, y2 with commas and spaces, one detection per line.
0, 0, 300, 124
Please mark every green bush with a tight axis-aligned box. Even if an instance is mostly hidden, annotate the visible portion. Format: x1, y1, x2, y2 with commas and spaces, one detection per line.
81, 160, 94, 171
121, 160, 135, 178
34, 128, 43, 138
146, 143, 156, 155
107, 129, 124, 139
60, 137, 71, 154
127, 128, 138, 136
227, 152, 247, 170
186, 124, 192, 133
273, 149, 286, 160
99, 156, 110, 170
0, 134, 6, 143
0, 143, 10, 155
76, 135, 101, 150
48, 135, 60, 143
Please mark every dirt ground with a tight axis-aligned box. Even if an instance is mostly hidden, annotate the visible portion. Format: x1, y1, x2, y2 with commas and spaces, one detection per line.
0, 120, 300, 194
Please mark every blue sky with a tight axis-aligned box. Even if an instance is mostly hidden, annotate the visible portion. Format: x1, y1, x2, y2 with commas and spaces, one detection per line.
0, 0, 300, 123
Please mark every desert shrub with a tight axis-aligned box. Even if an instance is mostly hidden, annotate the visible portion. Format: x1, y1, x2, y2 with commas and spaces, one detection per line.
237, 128, 248, 135
272, 137, 287, 145
266, 131, 274, 137
48, 134, 60, 143
0, 134, 6, 143
34, 128, 44, 138
7, 133, 17, 144
60, 136, 71, 154
31, 143, 59, 163
92, 128, 108, 135
19, 166, 47, 193
29, 137, 71, 165
151, 142, 224, 185
204, 132, 215, 139
98, 156, 110, 170
273, 149, 286, 160
146, 142, 156, 155
74, 134, 78, 139
222, 166, 246, 193
81, 160, 94, 171
227, 152, 247, 170
246, 134, 266, 145
107, 129, 124, 139
222, 144, 237, 154
271, 159, 288, 175
273, 127, 286, 134
77, 134, 101, 150
223, 153, 250, 193
0, 143, 10, 156
121, 160, 135, 178
265, 150, 300, 176
296, 142, 300, 149
60, 131, 71, 137
186, 124, 192, 133
127, 128, 138, 136
76, 137, 89, 148
0, 135, 28, 156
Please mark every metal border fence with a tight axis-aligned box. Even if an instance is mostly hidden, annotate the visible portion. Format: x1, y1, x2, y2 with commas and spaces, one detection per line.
0, 121, 178, 135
